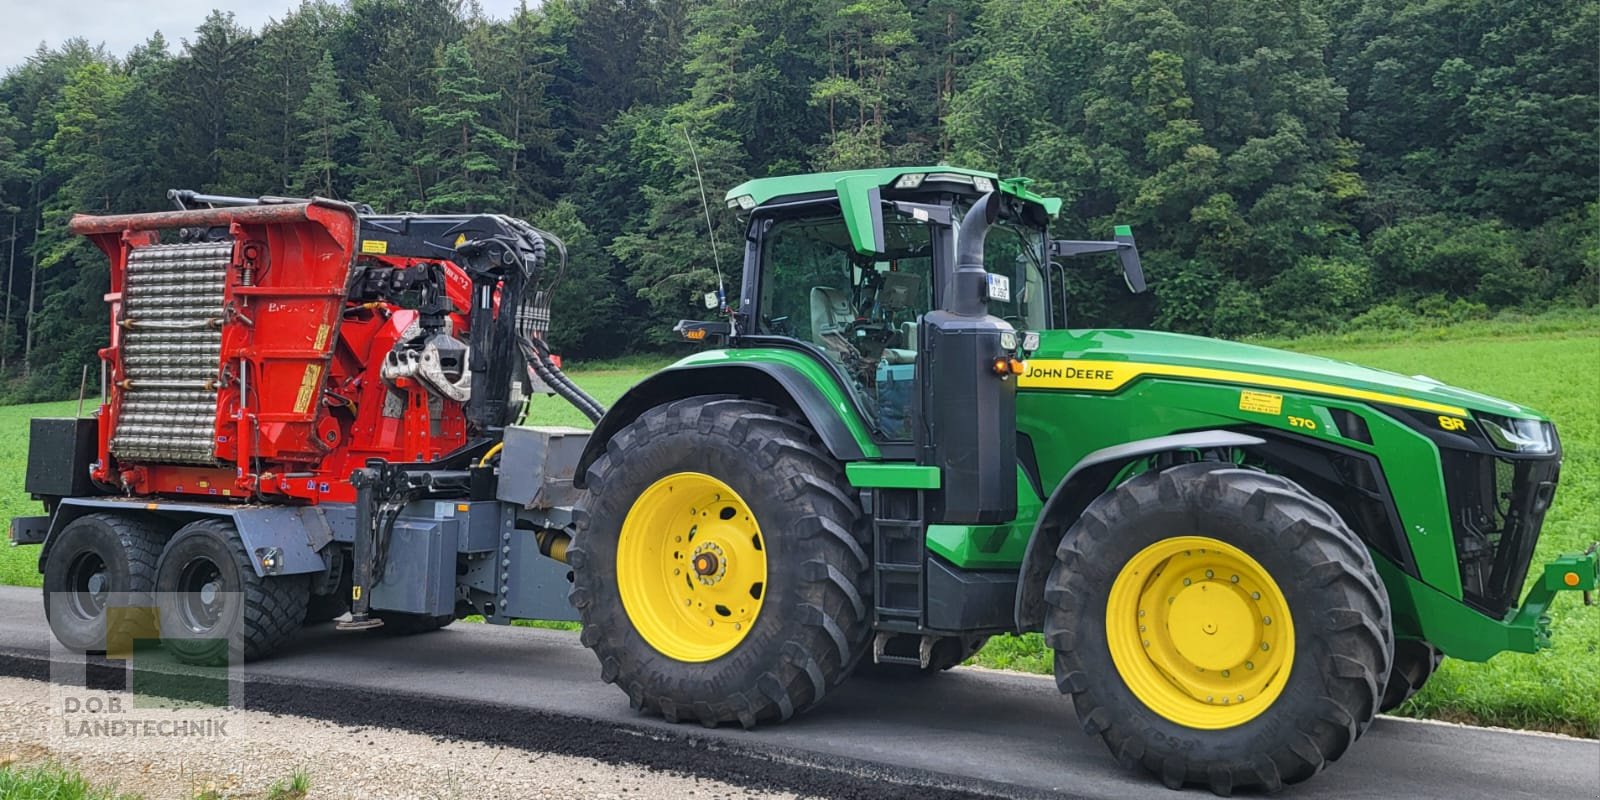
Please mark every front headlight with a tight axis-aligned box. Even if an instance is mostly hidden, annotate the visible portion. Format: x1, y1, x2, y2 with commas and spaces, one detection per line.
1477, 414, 1556, 454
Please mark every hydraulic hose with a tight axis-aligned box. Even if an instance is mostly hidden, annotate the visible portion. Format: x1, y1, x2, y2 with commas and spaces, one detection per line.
521, 334, 606, 423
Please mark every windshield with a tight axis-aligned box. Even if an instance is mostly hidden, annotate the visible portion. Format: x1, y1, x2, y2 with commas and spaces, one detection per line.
953, 210, 1048, 330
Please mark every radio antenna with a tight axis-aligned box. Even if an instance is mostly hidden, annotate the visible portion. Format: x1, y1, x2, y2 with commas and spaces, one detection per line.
679, 125, 734, 334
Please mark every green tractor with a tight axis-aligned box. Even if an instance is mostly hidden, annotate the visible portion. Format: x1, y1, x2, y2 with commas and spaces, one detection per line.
562, 166, 1594, 793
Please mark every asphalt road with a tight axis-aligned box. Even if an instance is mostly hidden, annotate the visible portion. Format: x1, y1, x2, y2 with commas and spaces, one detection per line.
0, 586, 1593, 799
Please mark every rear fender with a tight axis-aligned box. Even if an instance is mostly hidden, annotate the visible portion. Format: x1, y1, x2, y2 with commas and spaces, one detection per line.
572, 362, 871, 488
39, 497, 333, 578
1012, 430, 1266, 631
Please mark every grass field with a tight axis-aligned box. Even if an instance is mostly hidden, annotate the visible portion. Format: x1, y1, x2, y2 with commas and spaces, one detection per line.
3, 317, 1596, 735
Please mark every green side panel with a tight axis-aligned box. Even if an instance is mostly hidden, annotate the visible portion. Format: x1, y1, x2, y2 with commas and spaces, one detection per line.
669, 347, 881, 459
1025, 328, 1546, 421
1377, 557, 1536, 660
1014, 377, 1465, 598
925, 466, 1044, 569
1113, 224, 1132, 236
847, 462, 939, 489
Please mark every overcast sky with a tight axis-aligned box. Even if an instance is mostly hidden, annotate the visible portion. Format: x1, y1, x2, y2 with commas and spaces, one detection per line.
2, 1, 530, 72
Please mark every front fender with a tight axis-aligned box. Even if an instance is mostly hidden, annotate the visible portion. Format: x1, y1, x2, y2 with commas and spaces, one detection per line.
1012, 430, 1266, 631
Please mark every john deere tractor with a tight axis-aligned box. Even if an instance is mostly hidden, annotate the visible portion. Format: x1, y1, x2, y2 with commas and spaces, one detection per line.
563, 166, 1595, 793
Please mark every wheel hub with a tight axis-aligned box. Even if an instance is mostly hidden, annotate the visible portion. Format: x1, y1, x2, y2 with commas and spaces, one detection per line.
616, 472, 767, 662
1107, 536, 1295, 729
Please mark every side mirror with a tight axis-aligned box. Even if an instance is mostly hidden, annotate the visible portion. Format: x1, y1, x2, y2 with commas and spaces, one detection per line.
1050, 225, 1147, 295
1114, 225, 1145, 293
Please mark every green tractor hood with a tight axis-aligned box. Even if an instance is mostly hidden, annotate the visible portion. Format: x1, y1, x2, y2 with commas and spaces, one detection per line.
1029, 329, 1545, 422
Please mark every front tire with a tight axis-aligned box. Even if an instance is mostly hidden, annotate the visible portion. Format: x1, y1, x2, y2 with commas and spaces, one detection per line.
154, 519, 309, 665
42, 513, 165, 653
1379, 639, 1443, 713
1046, 463, 1393, 794
570, 397, 871, 728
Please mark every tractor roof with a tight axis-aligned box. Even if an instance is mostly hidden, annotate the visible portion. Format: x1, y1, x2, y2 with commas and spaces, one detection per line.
725, 166, 1063, 217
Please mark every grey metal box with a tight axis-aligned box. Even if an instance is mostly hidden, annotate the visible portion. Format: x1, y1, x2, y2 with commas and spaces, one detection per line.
495, 425, 589, 510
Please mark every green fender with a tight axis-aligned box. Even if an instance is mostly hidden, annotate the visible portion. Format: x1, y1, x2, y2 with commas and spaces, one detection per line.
572, 348, 880, 488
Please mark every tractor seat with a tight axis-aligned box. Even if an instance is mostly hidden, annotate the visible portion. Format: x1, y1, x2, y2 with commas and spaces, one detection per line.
810, 286, 855, 360
810, 286, 917, 365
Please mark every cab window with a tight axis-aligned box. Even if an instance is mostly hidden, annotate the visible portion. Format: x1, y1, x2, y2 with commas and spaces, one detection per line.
757, 216, 932, 440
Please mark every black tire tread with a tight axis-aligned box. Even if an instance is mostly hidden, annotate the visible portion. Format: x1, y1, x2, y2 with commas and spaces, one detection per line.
1045, 463, 1393, 795
569, 397, 870, 728
42, 513, 167, 652
1379, 639, 1443, 713
159, 519, 309, 664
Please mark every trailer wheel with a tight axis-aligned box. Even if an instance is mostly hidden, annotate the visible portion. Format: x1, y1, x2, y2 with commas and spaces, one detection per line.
41, 513, 165, 653
570, 397, 870, 728
1379, 640, 1443, 713
154, 519, 309, 665
1046, 462, 1392, 794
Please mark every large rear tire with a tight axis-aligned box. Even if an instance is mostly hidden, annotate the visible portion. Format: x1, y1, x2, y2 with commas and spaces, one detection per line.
1379, 639, 1443, 713
570, 397, 870, 728
1046, 463, 1393, 795
154, 519, 309, 665
41, 513, 165, 653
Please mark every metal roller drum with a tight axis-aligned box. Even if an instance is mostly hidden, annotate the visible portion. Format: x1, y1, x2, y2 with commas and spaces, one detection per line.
111, 242, 231, 466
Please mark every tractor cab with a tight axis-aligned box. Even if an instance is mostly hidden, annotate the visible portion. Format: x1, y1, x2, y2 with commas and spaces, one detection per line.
710, 167, 1136, 525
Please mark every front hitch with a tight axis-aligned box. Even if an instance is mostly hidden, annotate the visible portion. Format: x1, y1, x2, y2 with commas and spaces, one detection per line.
1509, 546, 1599, 648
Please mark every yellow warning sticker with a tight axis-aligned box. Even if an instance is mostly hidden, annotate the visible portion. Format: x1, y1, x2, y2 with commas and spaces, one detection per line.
294, 364, 323, 414
313, 323, 331, 350
1239, 390, 1284, 415
360, 239, 388, 254
454, 233, 468, 247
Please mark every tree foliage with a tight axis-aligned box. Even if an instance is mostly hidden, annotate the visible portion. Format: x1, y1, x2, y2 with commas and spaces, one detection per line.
0, 0, 1594, 398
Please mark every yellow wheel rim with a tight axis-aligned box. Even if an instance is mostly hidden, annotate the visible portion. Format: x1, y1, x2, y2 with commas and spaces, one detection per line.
1106, 535, 1294, 729
617, 472, 767, 662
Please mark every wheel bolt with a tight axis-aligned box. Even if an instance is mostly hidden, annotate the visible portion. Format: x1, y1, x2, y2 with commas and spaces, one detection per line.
1245, 661, 1254, 670
1230, 575, 1239, 583
1261, 642, 1270, 651
1138, 610, 1145, 617
1251, 591, 1261, 600
1205, 570, 1214, 579
1143, 640, 1150, 647
1139, 625, 1146, 632
1221, 669, 1230, 677
1263, 616, 1272, 625
1183, 578, 1191, 586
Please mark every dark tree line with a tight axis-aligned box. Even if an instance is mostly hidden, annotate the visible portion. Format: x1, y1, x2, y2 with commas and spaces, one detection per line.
0, 0, 1595, 399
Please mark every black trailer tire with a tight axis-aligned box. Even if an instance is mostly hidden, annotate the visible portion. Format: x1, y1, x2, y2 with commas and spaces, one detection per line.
1045, 462, 1393, 795
1379, 639, 1443, 713
154, 519, 309, 665
569, 397, 870, 728
41, 513, 165, 653
370, 612, 455, 635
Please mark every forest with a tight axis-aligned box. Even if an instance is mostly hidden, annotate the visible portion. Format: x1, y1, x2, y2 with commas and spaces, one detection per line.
0, 0, 1595, 399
